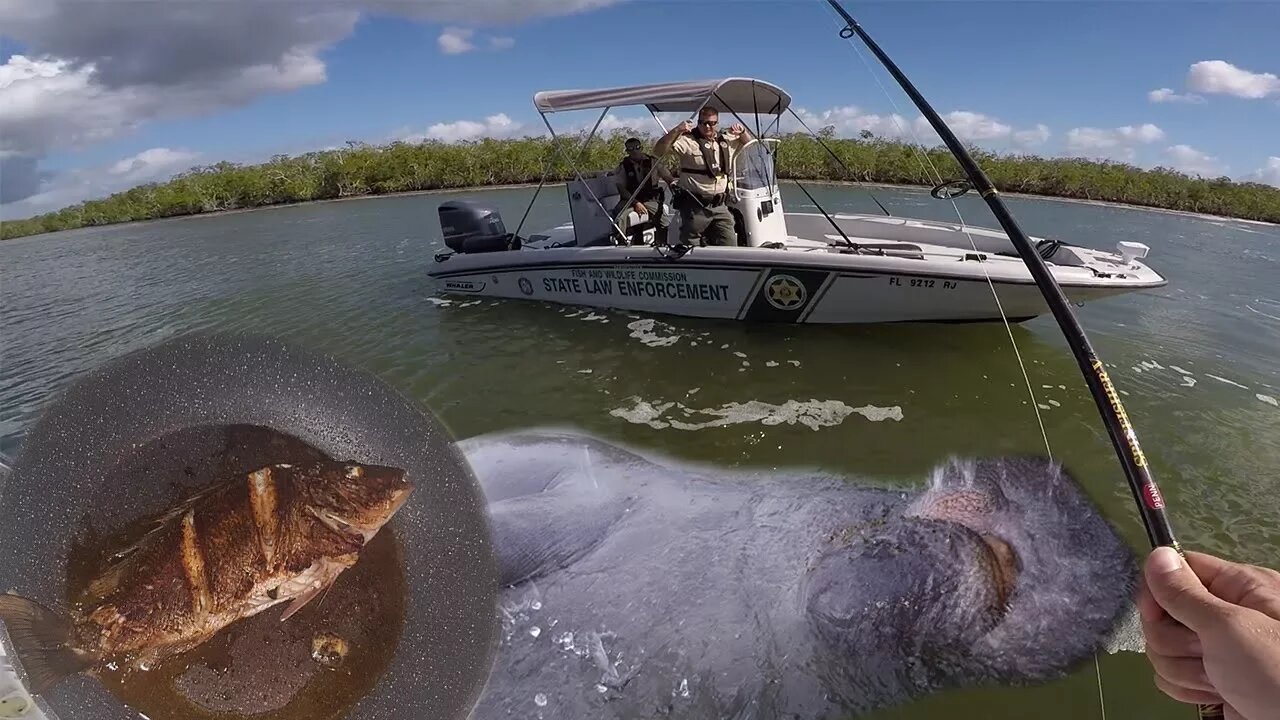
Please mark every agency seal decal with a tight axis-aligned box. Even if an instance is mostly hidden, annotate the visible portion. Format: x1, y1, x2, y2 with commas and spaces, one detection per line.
764, 274, 806, 310
518, 277, 534, 296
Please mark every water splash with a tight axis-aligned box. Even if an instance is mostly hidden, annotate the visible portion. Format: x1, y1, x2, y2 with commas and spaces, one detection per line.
499, 585, 544, 641
609, 397, 903, 431
625, 318, 684, 347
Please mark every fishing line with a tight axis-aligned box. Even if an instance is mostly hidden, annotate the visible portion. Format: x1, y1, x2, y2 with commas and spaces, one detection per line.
1094, 652, 1108, 720
826, 10, 944, 190
818, 3, 1054, 463
818, 2, 1116, 716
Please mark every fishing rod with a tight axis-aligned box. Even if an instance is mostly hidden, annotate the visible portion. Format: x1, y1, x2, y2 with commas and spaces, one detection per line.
821, 2, 1220, 718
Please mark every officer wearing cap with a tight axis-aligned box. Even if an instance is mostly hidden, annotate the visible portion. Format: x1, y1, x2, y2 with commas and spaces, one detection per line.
654, 106, 752, 247
611, 137, 674, 246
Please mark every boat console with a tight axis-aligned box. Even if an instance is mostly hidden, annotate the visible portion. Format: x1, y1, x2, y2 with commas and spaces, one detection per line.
727, 138, 788, 248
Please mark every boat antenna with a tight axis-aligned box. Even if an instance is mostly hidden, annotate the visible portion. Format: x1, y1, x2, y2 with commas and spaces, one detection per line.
822, 3, 1219, 718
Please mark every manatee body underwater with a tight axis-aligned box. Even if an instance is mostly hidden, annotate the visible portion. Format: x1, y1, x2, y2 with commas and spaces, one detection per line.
459, 429, 1142, 720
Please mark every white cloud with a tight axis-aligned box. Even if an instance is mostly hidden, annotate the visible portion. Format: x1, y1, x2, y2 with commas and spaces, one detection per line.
391, 110, 656, 146
437, 27, 476, 54
1163, 144, 1226, 177
1187, 60, 1280, 99
931, 111, 1012, 141
3, 146, 202, 218
1064, 123, 1165, 161
0, 54, 326, 158
0, 51, 327, 207
438, 28, 517, 54
108, 147, 201, 178
786, 105, 915, 139
1148, 87, 1205, 104
1253, 157, 1280, 187
1012, 123, 1051, 148
594, 113, 660, 135
366, 0, 620, 25
0, 0, 622, 209
787, 106, 1047, 149
405, 113, 524, 143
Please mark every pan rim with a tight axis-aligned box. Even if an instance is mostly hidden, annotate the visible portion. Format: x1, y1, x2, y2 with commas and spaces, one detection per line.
0, 331, 501, 720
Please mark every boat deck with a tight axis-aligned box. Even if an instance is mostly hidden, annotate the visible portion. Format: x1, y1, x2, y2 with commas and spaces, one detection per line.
512, 211, 1166, 290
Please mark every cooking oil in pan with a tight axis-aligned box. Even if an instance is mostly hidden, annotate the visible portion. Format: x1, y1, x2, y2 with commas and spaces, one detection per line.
65, 424, 408, 720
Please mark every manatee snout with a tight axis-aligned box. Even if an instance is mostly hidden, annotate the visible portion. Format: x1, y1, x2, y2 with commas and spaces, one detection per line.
809, 455, 1139, 690
806, 519, 1009, 653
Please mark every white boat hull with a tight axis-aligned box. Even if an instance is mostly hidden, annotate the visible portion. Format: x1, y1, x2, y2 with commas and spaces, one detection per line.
427, 231, 1161, 324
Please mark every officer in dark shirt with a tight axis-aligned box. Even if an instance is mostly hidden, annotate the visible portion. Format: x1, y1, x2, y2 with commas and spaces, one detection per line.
611, 137, 674, 245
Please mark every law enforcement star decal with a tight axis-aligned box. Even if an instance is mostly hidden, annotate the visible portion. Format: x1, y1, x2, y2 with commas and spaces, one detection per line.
764, 275, 806, 310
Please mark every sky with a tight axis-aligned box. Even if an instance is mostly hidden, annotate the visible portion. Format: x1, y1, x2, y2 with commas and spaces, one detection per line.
2, 0, 1278, 220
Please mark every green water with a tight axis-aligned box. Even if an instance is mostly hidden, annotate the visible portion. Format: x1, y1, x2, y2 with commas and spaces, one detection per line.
2, 184, 1277, 719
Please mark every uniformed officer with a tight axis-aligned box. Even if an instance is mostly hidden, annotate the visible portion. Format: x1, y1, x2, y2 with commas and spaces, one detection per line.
654, 106, 752, 247
611, 137, 674, 245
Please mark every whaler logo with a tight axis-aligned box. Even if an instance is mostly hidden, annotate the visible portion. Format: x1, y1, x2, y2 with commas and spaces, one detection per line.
444, 279, 485, 293
764, 275, 806, 310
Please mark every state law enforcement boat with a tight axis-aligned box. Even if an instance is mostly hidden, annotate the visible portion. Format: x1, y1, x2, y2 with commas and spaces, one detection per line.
426, 77, 1167, 324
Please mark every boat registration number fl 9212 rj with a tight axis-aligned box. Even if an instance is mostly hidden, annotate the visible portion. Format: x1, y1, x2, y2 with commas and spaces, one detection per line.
889, 277, 958, 290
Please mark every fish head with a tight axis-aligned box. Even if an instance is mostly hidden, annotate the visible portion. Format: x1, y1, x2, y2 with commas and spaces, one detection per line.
299, 461, 414, 543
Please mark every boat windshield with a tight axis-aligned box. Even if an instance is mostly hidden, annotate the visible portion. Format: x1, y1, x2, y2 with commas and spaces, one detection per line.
734, 139, 778, 192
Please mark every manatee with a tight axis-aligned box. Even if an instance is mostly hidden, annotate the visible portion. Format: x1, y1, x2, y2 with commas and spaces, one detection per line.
460, 428, 1141, 720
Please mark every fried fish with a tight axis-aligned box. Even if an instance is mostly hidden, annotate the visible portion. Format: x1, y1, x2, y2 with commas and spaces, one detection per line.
0, 458, 412, 695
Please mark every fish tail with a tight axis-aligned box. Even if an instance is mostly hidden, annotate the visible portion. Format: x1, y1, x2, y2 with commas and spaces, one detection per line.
0, 593, 94, 694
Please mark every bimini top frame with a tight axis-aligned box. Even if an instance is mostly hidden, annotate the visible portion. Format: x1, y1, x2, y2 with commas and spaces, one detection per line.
515, 77, 792, 245
511, 75, 881, 250
533, 77, 792, 116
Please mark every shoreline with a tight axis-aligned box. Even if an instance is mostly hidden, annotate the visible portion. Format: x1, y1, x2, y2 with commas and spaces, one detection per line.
4, 179, 1275, 239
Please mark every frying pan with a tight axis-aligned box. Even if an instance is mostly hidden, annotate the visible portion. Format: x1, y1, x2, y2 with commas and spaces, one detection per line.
0, 332, 500, 720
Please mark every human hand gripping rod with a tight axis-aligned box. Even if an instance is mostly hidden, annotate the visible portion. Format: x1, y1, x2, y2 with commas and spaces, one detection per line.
821, 2, 1220, 717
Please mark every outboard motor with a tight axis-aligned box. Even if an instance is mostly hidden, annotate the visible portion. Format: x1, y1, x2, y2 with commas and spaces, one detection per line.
438, 200, 520, 253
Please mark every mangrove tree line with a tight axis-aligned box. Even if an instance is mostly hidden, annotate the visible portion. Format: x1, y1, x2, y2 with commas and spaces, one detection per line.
3, 128, 1278, 239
